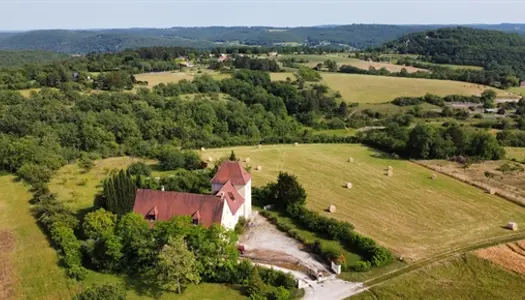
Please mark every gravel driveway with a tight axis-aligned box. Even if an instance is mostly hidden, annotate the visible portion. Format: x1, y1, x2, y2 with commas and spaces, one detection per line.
240, 212, 366, 299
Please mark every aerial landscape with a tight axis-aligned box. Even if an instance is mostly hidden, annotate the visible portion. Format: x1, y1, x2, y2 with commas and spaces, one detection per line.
3, 1, 525, 299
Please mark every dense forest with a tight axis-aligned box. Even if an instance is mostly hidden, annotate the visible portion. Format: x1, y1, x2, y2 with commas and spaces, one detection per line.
3, 24, 525, 53
0, 45, 339, 90
376, 27, 525, 80
0, 50, 68, 67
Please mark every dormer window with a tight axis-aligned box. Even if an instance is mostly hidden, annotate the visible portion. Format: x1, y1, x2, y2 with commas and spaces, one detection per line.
192, 218, 199, 225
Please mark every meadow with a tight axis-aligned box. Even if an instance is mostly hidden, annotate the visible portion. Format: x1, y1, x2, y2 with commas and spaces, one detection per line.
203, 144, 525, 261
134, 70, 229, 88
350, 254, 525, 300
279, 54, 427, 73
319, 73, 512, 103
509, 86, 525, 97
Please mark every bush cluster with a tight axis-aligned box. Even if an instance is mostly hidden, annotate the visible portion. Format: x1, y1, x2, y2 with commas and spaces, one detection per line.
32, 190, 87, 279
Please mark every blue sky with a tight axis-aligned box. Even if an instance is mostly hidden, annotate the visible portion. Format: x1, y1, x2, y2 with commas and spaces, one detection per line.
2, 0, 525, 30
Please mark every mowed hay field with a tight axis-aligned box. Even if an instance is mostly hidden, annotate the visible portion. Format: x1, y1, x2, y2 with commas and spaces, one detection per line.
279, 54, 427, 73
320, 73, 512, 103
351, 254, 525, 300
204, 144, 525, 260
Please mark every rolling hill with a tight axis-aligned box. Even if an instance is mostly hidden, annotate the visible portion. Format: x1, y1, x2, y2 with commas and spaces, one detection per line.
2, 24, 525, 54
377, 27, 525, 76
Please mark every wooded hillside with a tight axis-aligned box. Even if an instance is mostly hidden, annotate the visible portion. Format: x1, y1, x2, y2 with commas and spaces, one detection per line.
377, 27, 525, 78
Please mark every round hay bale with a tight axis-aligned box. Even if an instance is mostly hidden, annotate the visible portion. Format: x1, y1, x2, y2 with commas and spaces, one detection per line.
207, 157, 214, 162
431, 173, 437, 180
387, 170, 393, 177
328, 205, 336, 213
257, 144, 262, 149
200, 147, 206, 151
244, 157, 251, 163
507, 221, 518, 231
387, 166, 393, 171
348, 157, 354, 163
489, 189, 496, 195
294, 142, 299, 146
256, 165, 262, 171
345, 182, 353, 189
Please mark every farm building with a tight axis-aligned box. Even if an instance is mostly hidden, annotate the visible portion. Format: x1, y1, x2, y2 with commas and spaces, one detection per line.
217, 54, 229, 63
133, 161, 252, 230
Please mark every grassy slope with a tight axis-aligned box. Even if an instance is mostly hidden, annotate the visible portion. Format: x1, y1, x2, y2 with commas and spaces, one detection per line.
204, 144, 525, 260
49, 157, 149, 212
350, 254, 525, 300
0, 176, 78, 300
505, 147, 525, 161
320, 73, 512, 103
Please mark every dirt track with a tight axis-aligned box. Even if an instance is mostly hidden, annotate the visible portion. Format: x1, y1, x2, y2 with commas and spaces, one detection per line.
0, 231, 15, 300
239, 212, 329, 272
240, 214, 366, 299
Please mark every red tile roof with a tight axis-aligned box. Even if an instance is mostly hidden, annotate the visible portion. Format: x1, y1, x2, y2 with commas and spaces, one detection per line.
215, 180, 245, 215
211, 161, 251, 185
133, 189, 224, 228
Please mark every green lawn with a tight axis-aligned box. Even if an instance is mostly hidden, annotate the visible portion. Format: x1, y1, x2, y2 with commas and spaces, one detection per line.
204, 144, 525, 261
350, 254, 525, 300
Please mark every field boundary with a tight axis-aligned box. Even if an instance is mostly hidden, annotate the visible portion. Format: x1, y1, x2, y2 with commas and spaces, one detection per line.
360, 231, 525, 292
412, 160, 525, 208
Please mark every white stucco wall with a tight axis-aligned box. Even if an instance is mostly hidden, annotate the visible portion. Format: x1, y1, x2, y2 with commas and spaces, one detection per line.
220, 198, 243, 230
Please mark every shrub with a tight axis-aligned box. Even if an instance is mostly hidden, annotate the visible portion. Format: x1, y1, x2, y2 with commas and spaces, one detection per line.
235, 216, 248, 235
352, 260, 371, 272
78, 156, 95, 172
75, 283, 126, 300
127, 162, 152, 176
17, 163, 53, 185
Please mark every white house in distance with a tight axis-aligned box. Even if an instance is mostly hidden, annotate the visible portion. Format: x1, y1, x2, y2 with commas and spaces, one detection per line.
132, 161, 252, 230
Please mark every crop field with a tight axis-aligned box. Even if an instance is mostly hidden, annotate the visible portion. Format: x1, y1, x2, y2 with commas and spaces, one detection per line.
475, 240, 525, 275
134, 70, 229, 88
350, 254, 525, 300
204, 144, 525, 260
320, 73, 512, 103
